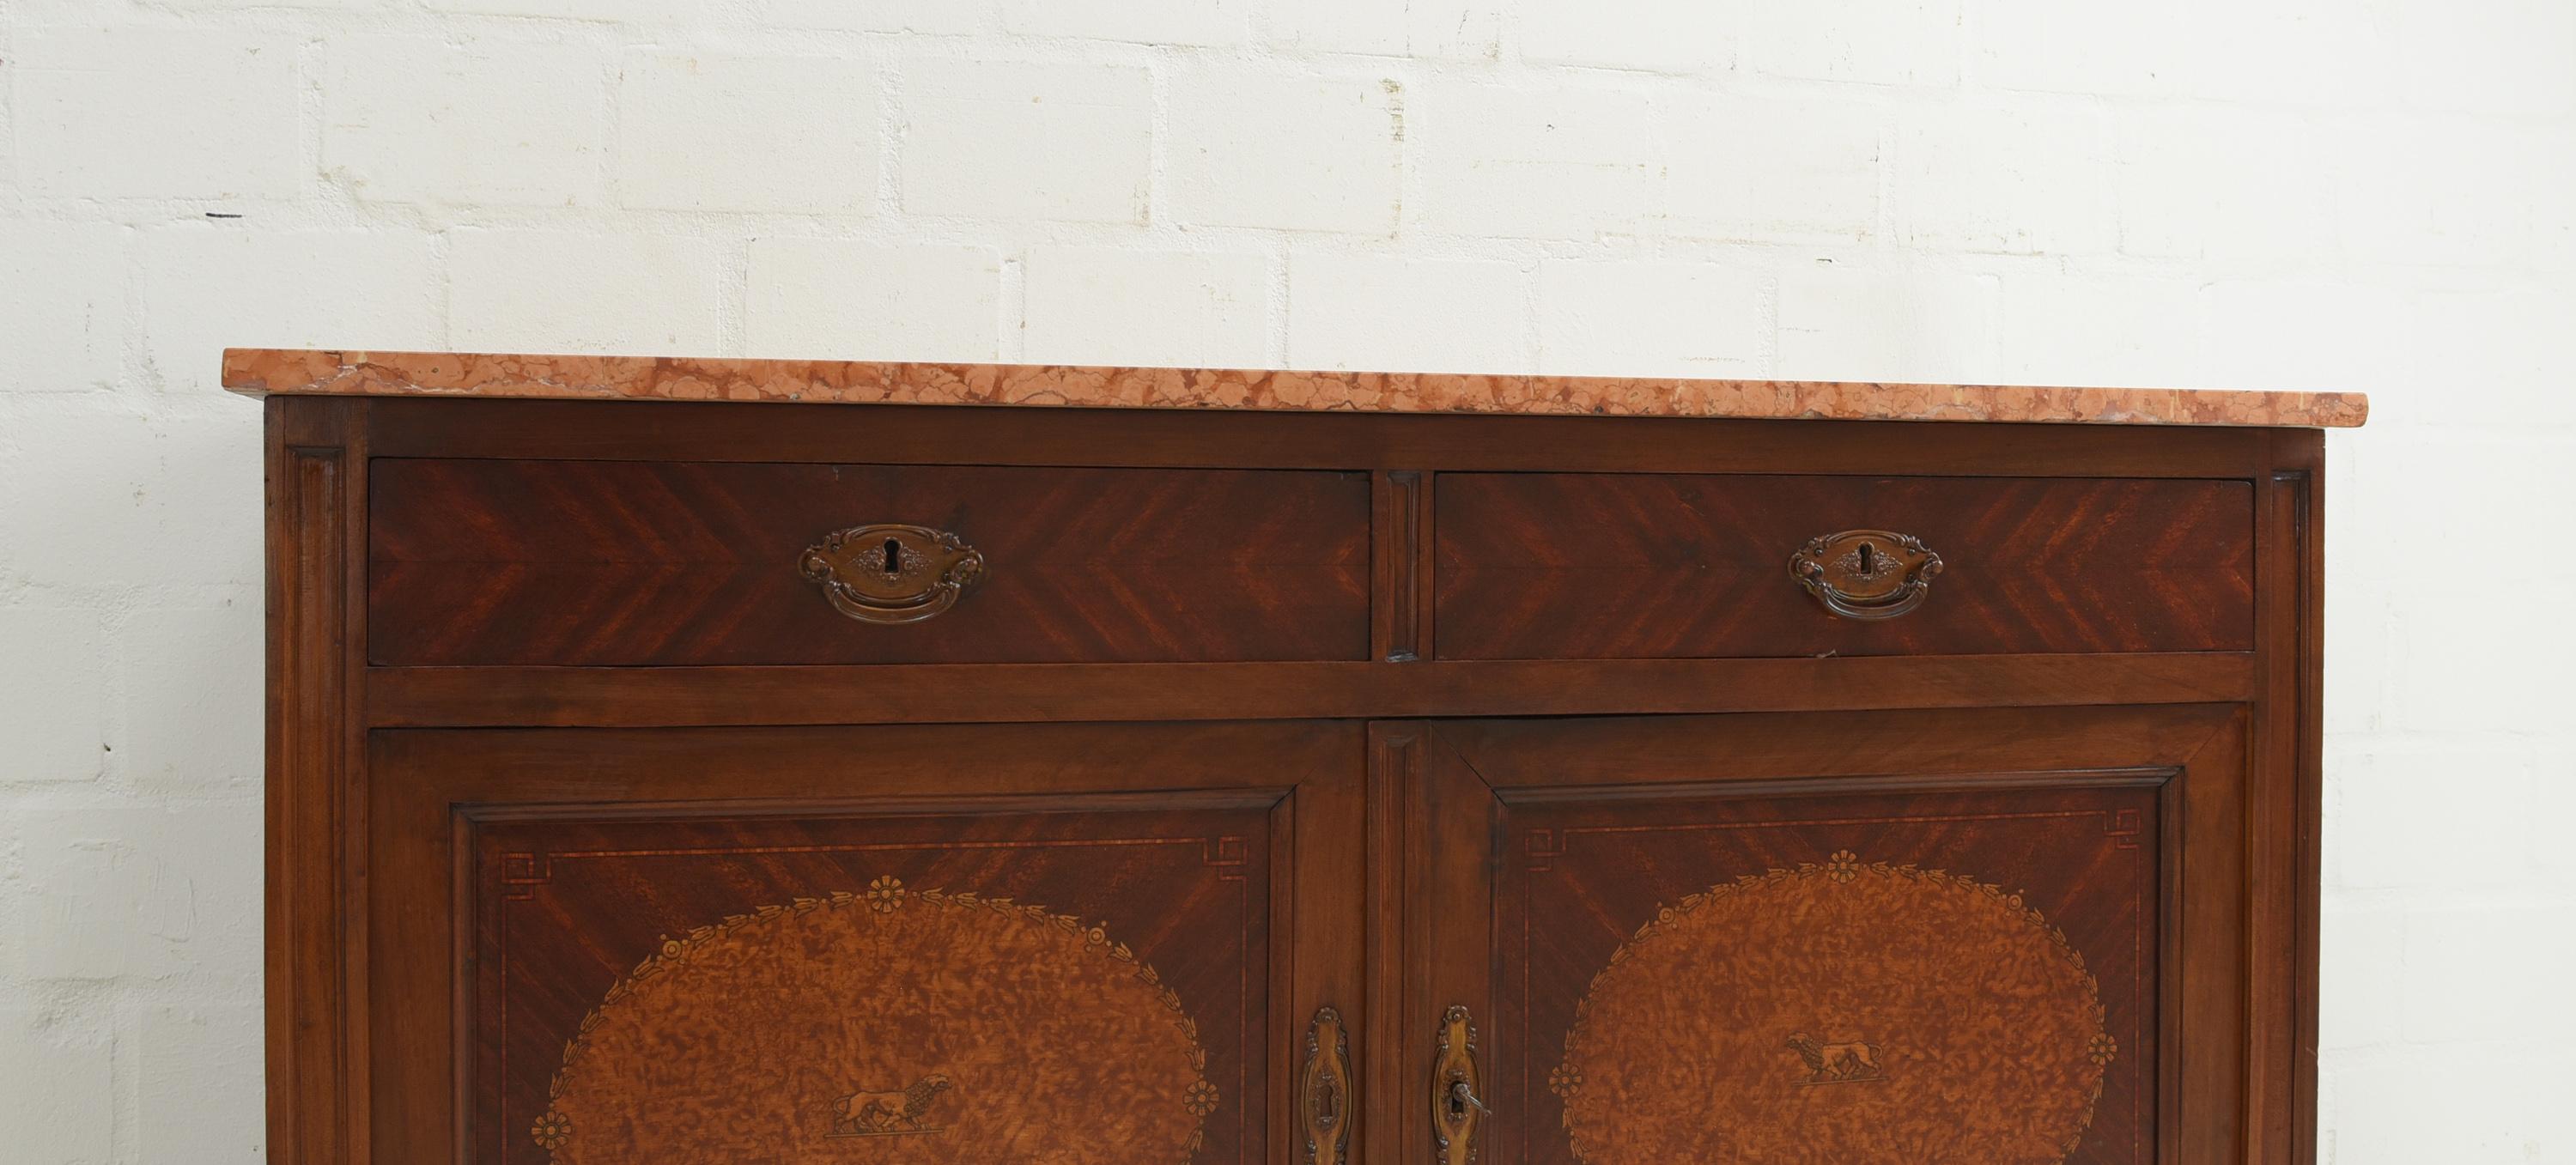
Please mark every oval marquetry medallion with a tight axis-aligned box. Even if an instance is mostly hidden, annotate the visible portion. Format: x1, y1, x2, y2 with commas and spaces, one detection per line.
1552, 853, 2112, 1164
536, 878, 1213, 1163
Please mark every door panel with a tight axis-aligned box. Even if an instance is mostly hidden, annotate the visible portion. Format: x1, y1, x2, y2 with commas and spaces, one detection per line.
372, 722, 1364, 1165
1504, 781, 2163, 1165
1397, 707, 2247, 1165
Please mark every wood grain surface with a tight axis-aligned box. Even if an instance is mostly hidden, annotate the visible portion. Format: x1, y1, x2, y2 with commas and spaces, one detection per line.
1437, 473, 2255, 658
368, 458, 1371, 665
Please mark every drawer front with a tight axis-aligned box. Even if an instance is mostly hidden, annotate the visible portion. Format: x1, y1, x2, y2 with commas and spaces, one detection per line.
1435, 474, 2253, 658
370, 458, 1371, 665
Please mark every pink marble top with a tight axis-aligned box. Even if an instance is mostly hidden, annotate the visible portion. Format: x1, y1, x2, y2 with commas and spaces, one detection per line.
222, 349, 2367, 428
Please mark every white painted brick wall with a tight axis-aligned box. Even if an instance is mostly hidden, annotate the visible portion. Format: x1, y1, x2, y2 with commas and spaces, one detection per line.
1777, 265, 1998, 383
1518, 0, 1729, 75
769, 0, 994, 37
324, 35, 611, 208
1411, 80, 1661, 240
1286, 252, 1532, 372
3, 1, 2571, 1159
141, 228, 442, 389
1996, 273, 2200, 387
0, 222, 128, 391
2397, 0, 2576, 115
1000, 0, 1250, 48
746, 240, 1005, 361
1022, 246, 1272, 367
1534, 259, 1768, 376
447, 228, 732, 353
616, 51, 878, 214
1167, 68, 1404, 234
1743, 0, 1962, 87
900, 59, 1155, 224
0, 610, 108, 784
2113, 106, 2335, 266
1662, 93, 1882, 242
1897, 103, 2115, 255
10, 29, 301, 200
1263, 0, 1499, 58
0, 1010, 112, 1162
135, 1005, 265, 1164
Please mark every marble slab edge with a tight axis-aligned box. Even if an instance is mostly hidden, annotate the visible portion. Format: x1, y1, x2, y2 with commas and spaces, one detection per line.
221, 349, 2370, 429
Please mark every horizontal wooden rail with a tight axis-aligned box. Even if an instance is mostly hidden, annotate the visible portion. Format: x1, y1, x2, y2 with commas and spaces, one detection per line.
368, 652, 2253, 728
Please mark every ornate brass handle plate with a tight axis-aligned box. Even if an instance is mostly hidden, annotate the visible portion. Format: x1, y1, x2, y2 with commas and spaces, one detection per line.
1300, 1007, 1353, 1165
799, 524, 986, 625
1432, 1004, 1485, 1165
1789, 531, 1943, 621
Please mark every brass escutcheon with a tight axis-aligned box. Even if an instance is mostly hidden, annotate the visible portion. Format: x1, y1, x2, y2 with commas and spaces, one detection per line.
1789, 531, 1943, 621
1432, 1005, 1485, 1165
799, 524, 986, 625
1301, 1007, 1353, 1165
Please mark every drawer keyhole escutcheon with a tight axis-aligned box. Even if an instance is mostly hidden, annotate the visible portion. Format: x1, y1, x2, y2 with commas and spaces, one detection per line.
1301, 1006, 1354, 1165
1432, 1004, 1485, 1164
799, 524, 987, 625
1790, 530, 1944, 621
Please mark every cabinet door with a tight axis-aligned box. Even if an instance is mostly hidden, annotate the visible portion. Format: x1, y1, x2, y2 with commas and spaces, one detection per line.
369, 722, 1364, 1165
1393, 706, 2261, 1165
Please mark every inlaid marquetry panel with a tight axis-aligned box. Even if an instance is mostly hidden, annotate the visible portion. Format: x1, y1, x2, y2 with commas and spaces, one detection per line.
471, 807, 1271, 1165
1496, 782, 2162, 1165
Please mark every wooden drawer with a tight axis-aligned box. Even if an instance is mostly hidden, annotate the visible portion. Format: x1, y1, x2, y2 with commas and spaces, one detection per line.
368, 458, 1370, 665
1434, 473, 2254, 658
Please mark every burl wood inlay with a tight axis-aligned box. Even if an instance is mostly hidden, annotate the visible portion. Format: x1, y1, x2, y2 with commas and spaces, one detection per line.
1554, 855, 2111, 1164
536, 879, 1212, 1163
222, 348, 2369, 428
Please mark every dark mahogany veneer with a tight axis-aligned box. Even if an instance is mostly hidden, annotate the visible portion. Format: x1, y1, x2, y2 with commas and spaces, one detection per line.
261, 385, 2335, 1165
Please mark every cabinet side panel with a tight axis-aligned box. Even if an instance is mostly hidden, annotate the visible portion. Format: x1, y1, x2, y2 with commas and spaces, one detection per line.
2258, 431, 2326, 1165
267, 397, 368, 1165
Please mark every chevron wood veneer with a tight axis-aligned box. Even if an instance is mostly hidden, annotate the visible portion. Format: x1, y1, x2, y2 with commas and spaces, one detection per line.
1436, 474, 2254, 658
368, 458, 1371, 665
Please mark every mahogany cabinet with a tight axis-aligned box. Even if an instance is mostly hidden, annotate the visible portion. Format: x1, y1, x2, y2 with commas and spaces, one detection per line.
246, 352, 2359, 1165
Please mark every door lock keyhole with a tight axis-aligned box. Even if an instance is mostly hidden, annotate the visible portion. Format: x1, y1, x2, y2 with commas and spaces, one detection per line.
880, 537, 903, 576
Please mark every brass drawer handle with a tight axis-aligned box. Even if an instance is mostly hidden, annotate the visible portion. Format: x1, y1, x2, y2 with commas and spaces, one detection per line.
1790, 530, 1943, 621
799, 524, 986, 625
1301, 1006, 1352, 1165
1432, 1004, 1485, 1164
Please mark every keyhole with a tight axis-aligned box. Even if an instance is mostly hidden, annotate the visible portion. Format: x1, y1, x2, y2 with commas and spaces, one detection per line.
1856, 541, 1876, 574
880, 537, 902, 575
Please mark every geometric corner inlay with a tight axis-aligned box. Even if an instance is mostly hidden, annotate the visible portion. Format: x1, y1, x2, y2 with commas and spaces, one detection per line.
1554, 853, 2111, 1164
533, 877, 1213, 1163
